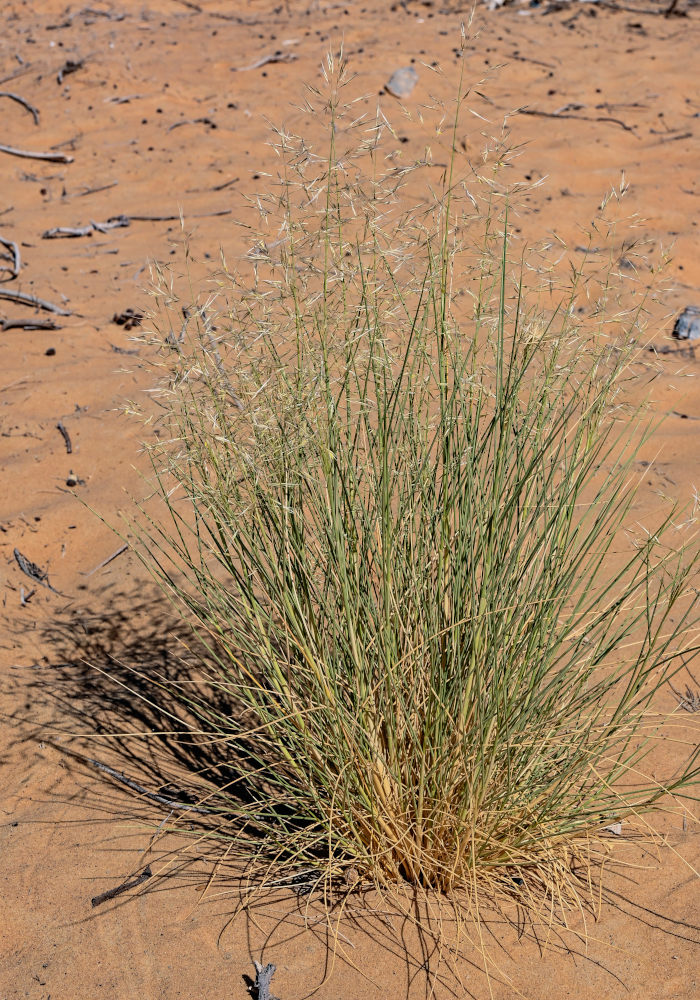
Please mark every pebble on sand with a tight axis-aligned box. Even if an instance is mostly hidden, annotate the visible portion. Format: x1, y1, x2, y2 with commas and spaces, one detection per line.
672, 305, 700, 341
385, 66, 418, 99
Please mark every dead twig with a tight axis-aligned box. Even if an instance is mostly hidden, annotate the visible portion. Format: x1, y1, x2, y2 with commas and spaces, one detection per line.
0, 235, 20, 278
73, 181, 118, 197
211, 176, 239, 192
562, 1, 688, 14
110, 342, 140, 356
166, 116, 216, 133
57, 59, 84, 85
234, 50, 297, 72
20, 586, 35, 607
0, 91, 39, 125
252, 961, 277, 1000
48, 9, 125, 30
91, 866, 152, 908
13, 548, 62, 594
43, 217, 130, 239
104, 94, 142, 105
42, 212, 227, 239
508, 51, 557, 70
1, 317, 59, 331
656, 130, 692, 144
84, 756, 214, 814
56, 420, 72, 454
0, 143, 73, 163
0, 288, 71, 315
82, 543, 128, 577
43, 225, 93, 239
128, 209, 232, 221
210, 10, 264, 24
518, 107, 637, 134
91, 215, 130, 232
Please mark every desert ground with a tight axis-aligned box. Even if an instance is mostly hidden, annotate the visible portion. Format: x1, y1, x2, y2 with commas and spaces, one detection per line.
1, 1, 699, 998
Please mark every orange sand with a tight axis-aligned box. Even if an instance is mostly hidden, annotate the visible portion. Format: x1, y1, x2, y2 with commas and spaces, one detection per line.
1, 2, 698, 997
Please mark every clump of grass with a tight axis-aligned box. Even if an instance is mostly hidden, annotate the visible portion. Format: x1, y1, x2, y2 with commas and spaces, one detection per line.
128, 53, 699, 923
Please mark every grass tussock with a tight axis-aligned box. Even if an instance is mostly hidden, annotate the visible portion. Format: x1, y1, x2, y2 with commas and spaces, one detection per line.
125, 52, 700, 925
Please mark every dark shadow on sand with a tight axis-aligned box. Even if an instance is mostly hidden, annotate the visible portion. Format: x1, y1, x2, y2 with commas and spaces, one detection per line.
6, 581, 698, 1000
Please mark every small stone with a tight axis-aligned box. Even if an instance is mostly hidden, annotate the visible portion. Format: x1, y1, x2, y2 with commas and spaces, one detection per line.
672, 305, 700, 341
385, 66, 418, 99
45, 346, 56, 356
343, 865, 360, 889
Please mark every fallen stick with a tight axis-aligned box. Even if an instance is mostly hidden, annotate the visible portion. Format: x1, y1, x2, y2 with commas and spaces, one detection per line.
48, 9, 125, 29
105, 94, 142, 105
211, 176, 239, 192
110, 342, 140, 356
128, 209, 232, 221
0, 143, 73, 163
518, 107, 637, 133
57, 59, 83, 85
91, 866, 152, 908
234, 51, 297, 72
657, 130, 692, 144
82, 543, 128, 576
91, 215, 130, 232
75, 180, 118, 197
596, 0, 687, 13
508, 51, 556, 70
2, 317, 59, 331
0, 235, 21, 277
0, 91, 39, 125
0, 288, 71, 315
43, 224, 93, 239
20, 586, 35, 607
85, 756, 214, 814
13, 547, 62, 594
252, 961, 277, 1000
42, 212, 227, 239
56, 420, 72, 454
43, 217, 129, 238
166, 116, 216, 133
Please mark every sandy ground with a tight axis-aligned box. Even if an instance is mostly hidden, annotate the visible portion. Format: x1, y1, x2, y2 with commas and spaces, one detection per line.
1, 1, 699, 998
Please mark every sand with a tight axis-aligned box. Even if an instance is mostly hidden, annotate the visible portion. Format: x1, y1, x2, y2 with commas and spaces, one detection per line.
1, 1, 698, 997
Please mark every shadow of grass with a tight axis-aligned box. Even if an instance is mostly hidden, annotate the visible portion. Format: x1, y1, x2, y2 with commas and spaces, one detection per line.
8, 582, 698, 1000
